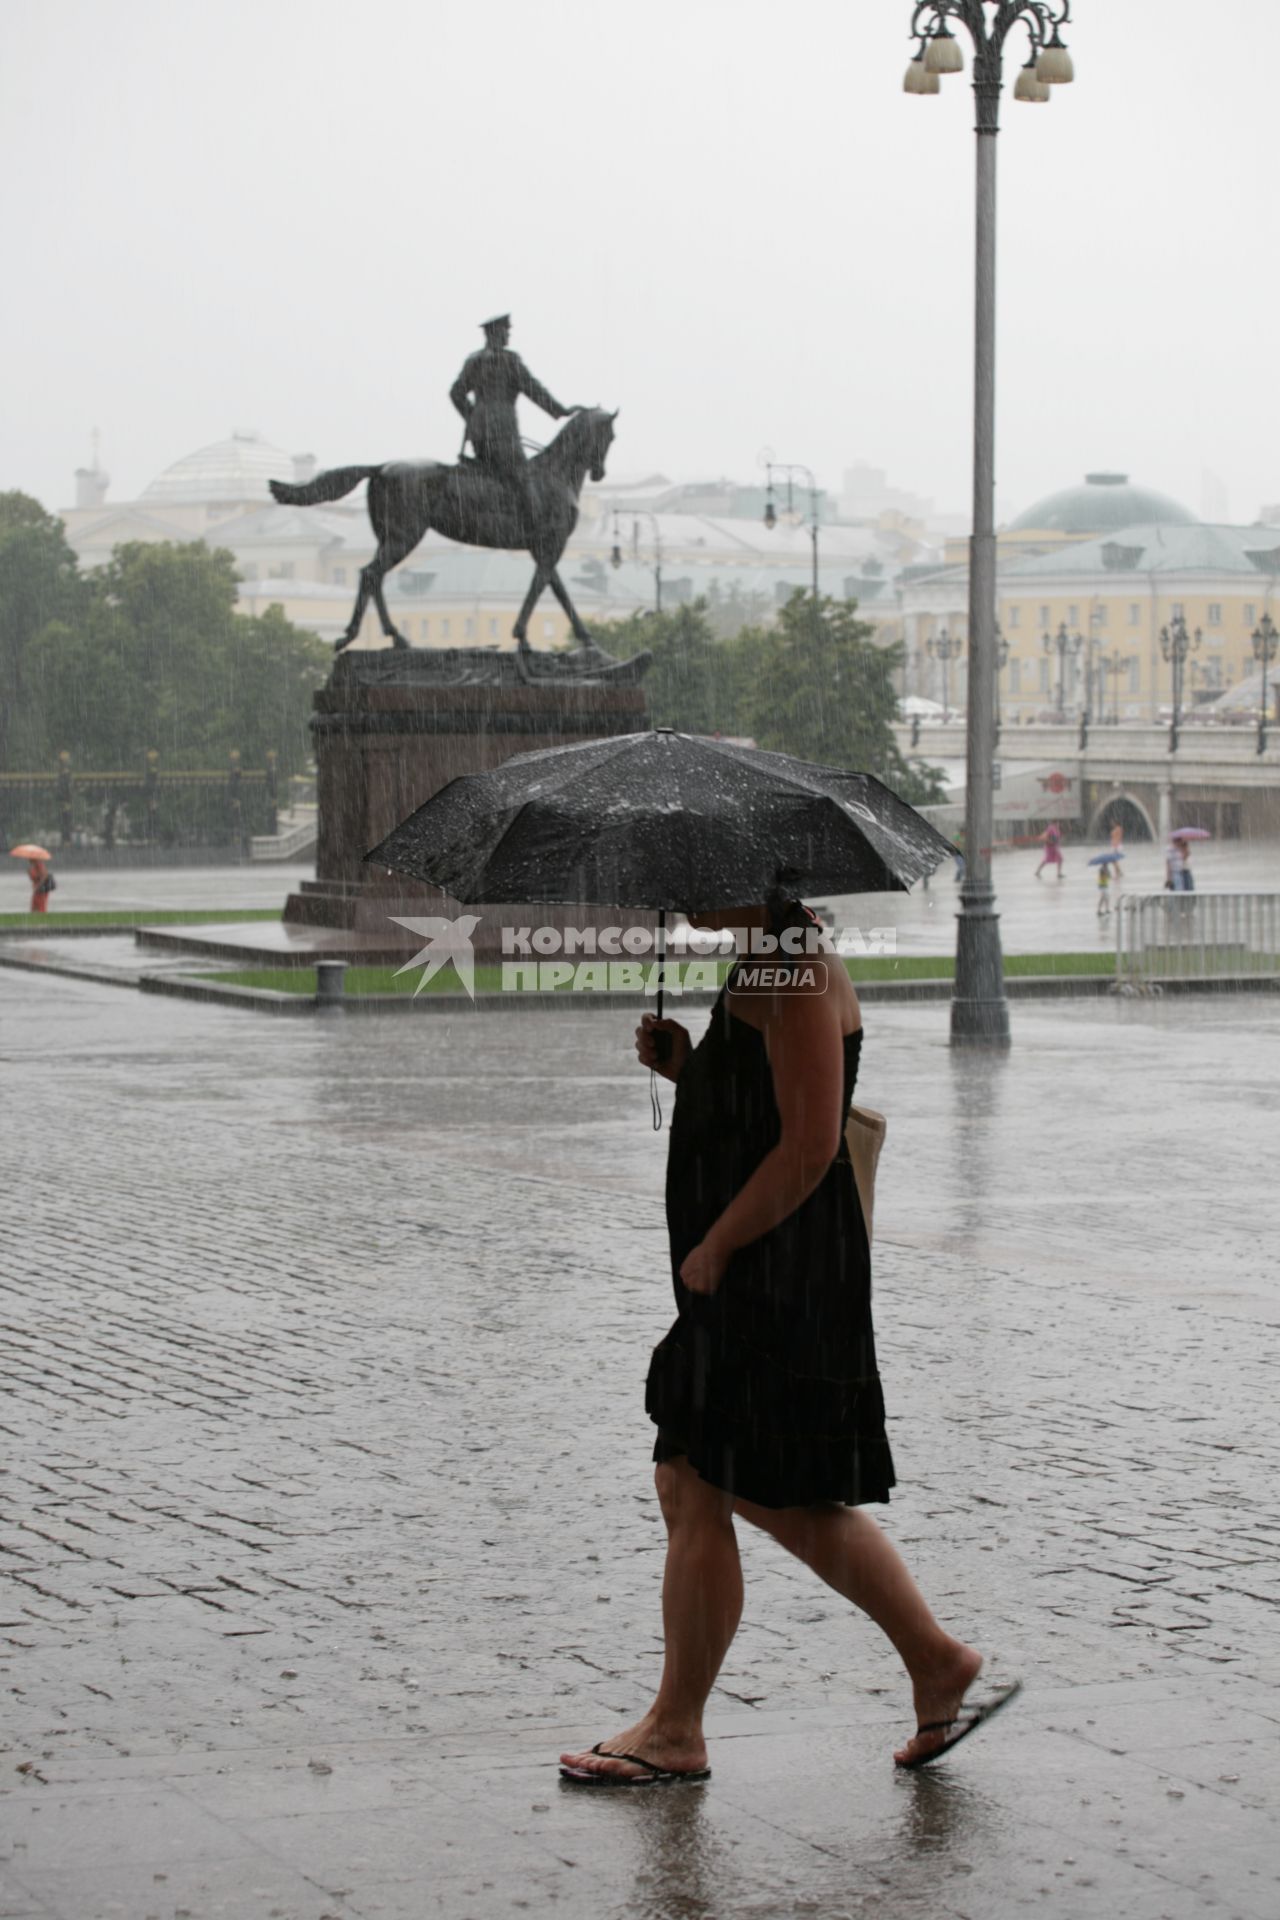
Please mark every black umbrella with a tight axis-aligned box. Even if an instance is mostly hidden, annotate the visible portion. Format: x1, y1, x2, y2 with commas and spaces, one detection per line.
366, 729, 953, 1072
366, 728, 954, 912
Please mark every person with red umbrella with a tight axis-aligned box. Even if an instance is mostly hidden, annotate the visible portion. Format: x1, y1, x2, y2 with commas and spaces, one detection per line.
9, 843, 56, 913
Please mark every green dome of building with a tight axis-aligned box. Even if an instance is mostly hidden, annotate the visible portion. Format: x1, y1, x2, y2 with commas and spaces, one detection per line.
1009, 472, 1197, 537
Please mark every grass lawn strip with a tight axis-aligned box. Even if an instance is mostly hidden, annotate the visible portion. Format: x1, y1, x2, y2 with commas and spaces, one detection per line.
196, 951, 1119, 997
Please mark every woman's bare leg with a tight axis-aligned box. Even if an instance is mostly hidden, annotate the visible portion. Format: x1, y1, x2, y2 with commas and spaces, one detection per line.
734, 1496, 982, 1766
561, 1458, 742, 1780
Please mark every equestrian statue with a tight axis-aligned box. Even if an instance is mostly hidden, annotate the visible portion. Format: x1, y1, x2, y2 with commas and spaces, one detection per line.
269, 315, 620, 671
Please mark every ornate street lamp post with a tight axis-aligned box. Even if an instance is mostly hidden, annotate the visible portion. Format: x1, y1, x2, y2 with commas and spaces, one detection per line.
1042, 619, 1082, 720
1252, 612, 1278, 754
927, 628, 965, 722
611, 508, 664, 614
763, 461, 821, 604
1079, 607, 1104, 749
1101, 649, 1132, 725
994, 627, 1009, 745
1160, 610, 1201, 754
904, 0, 1074, 1047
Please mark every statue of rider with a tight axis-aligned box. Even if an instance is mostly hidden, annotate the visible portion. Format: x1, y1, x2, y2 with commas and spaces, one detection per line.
450, 315, 580, 525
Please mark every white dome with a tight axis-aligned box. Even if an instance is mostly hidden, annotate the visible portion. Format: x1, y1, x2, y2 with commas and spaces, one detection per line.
141, 430, 295, 505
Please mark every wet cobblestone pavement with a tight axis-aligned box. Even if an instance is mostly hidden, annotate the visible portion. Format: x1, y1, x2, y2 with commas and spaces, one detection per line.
1, 974, 1278, 1919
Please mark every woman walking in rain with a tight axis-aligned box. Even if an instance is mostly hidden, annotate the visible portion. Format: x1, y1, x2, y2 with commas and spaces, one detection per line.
560, 895, 1015, 1787
1035, 821, 1065, 880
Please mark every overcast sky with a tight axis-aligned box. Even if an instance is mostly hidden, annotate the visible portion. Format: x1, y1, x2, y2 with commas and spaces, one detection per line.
3, 0, 1276, 526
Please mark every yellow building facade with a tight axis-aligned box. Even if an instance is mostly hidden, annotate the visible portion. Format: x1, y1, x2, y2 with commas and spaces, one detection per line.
900, 476, 1280, 720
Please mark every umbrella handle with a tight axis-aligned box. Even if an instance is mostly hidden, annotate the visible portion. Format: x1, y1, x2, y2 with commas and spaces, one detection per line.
651, 908, 671, 1062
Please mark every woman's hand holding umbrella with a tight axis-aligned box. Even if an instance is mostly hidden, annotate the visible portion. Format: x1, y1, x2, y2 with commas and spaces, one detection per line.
635, 1013, 689, 1083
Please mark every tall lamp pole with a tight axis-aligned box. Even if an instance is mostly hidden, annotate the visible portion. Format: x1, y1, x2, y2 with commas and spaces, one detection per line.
1160, 610, 1200, 754
763, 462, 821, 604
1252, 612, 1277, 754
905, 0, 1074, 1048
611, 509, 664, 614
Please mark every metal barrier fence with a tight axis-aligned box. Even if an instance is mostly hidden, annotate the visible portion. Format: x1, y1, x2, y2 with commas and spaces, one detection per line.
1115, 892, 1280, 993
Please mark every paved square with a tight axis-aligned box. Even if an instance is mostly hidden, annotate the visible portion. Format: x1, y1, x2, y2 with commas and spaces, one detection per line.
1, 973, 1277, 1918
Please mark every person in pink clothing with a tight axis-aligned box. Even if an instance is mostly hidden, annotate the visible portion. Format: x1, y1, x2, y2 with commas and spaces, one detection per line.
1035, 823, 1065, 881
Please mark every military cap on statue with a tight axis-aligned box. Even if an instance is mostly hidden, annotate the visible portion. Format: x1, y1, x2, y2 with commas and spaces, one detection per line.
481, 313, 511, 335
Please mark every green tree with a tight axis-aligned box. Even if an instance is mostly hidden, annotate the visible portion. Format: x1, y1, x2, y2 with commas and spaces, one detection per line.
0, 492, 86, 766
604, 602, 743, 736
23, 541, 326, 774
735, 591, 946, 805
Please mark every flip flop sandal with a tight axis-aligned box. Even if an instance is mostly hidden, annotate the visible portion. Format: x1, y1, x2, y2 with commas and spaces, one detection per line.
560, 1743, 711, 1787
895, 1678, 1023, 1772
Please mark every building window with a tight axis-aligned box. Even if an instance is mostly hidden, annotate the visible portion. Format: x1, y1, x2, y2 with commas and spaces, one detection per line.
542, 618, 555, 637
464, 617, 475, 638
1093, 603, 1108, 626
1038, 605, 1050, 628
489, 618, 499, 637
1128, 658, 1140, 693
1128, 603, 1140, 626
1244, 603, 1256, 625
1009, 659, 1021, 694
1068, 604, 1079, 625
268, 562, 294, 580
332, 568, 346, 586
420, 617, 430, 639
1208, 603, 1222, 626
1171, 602, 1184, 619
441, 617, 450, 638
1039, 659, 1050, 693
1008, 605, 1021, 629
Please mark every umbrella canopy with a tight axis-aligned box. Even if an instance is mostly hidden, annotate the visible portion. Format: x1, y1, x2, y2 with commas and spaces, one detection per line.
1170, 827, 1210, 841
1088, 852, 1123, 866
9, 844, 51, 861
366, 729, 954, 912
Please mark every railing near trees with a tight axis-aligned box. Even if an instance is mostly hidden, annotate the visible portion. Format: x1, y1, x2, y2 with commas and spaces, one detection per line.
0, 751, 282, 849
1114, 893, 1280, 993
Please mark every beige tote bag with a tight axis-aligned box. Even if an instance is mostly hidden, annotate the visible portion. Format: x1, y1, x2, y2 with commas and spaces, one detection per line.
844, 1104, 886, 1243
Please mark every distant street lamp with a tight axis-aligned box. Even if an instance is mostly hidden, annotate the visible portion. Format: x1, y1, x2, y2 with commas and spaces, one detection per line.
927, 628, 964, 722
1160, 611, 1201, 753
762, 461, 821, 603
994, 627, 1009, 745
1042, 620, 1082, 720
1100, 649, 1133, 725
1079, 606, 1105, 748
611, 508, 664, 614
1252, 611, 1278, 754
903, 0, 1074, 1049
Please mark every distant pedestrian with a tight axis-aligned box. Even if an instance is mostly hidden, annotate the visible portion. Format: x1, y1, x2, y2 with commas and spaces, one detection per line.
1035, 823, 1065, 881
27, 857, 56, 913
1165, 834, 1195, 894
1109, 822, 1125, 864
1096, 861, 1113, 918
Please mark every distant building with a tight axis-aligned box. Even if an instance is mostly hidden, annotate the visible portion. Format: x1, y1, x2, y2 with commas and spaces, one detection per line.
899, 472, 1279, 722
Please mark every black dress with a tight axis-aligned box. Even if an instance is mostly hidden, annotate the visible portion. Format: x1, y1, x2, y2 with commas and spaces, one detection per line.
645, 966, 895, 1511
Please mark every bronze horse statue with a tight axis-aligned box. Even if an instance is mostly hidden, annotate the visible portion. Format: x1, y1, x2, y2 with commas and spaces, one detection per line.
269, 407, 618, 655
